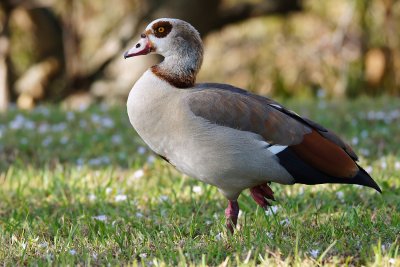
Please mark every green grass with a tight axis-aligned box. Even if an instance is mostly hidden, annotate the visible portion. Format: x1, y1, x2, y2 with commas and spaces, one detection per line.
0, 97, 399, 266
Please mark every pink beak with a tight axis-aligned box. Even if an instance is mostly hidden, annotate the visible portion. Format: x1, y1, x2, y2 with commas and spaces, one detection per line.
124, 36, 153, 58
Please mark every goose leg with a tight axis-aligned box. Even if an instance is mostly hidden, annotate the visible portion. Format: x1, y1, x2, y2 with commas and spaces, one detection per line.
225, 200, 239, 233
250, 183, 275, 209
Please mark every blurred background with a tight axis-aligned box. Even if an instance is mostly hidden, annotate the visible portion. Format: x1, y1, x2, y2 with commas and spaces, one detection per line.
0, 0, 399, 111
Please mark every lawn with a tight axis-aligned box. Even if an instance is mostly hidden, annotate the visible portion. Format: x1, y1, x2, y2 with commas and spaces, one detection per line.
0, 97, 399, 266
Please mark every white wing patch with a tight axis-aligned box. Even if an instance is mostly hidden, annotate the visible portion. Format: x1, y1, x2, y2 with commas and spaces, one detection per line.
268, 145, 287, 154
269, 104, 282, 109
269, 103, 301, 117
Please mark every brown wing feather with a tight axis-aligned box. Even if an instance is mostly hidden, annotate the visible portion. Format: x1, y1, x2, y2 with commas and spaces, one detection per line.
290, 130, 359, 178
187, 89, 311, 145
188, 83, 359, 178
265, 102, 358, 160
276, 109, 358, 161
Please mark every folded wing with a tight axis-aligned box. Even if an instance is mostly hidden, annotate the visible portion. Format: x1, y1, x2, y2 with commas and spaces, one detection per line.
188, 83, 359, 179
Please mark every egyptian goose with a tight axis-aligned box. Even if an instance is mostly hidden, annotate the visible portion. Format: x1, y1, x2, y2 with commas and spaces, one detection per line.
124, 18, 381, 233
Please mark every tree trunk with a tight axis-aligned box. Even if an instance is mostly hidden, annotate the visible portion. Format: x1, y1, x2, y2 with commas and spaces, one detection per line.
0, 2, 12, 112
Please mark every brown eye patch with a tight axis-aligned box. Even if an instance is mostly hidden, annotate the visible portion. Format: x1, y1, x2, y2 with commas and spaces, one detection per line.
152, 21, 172, 38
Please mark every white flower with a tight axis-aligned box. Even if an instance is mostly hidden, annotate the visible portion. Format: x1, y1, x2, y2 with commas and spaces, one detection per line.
265, 206, 278, 216
42, 137, 53, 147
280, 218, 290, 226
88, 194, 96, 201
25, 120, 35, 130
101, 117, 114, 128
139, 253, 147, 258
91, 114, 101, 123
9, 115, 26, 130
88, 156, 110, 166
38, 123, 50, 133
316, 88, 326, 99
192, 186, 202, 194
137, 146, 147, 155
118, 152, 127, 160
317, 102, 326, 109
52, 123, 67, 132
360, 130, 369, 139
365, 166, 373, 174
21, 242, 27, 249
133, 169, 144, 179
375, 111, 385, 120
395, 161, 400, 170
380, 161, 387, 169
88, 158, 102, 166
215, 232, 223, 241
100, 156, 110, 164
39, 242, 48, 248
359, 148, 370, 156
147, 155, 156, 164
69, 249, 77, 255
238, 210, 243, 218
115, 194, 127, 202
36, 106, 50, 116
351, 137, 359, 145
60, 136, 69, 145
205, 220, 212, 225
336, 191, 344, 200
105, 187, 113, 195
79, 120, 87, 128
66, 111, 75, 121
20, 138, 28, 145
111, 134, 122, 144
298, 186, 304, 195
309, 249, 319, 258
92, 215, 107, 222
78, 103, 88, 111
76, 158, 84, 166
159, 195, 168, 202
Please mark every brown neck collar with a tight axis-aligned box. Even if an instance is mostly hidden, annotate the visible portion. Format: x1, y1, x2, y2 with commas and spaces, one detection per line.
151, 65, 196, 89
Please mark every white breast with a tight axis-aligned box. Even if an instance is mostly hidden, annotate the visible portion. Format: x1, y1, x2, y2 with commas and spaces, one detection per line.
127, 70, 188, 156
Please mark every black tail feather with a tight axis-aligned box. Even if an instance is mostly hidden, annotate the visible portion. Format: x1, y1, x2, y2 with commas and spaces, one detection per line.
353, 164, 382, 193
276, 148, 382, 193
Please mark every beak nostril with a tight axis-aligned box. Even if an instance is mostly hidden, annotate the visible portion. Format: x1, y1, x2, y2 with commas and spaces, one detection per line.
140, 33, 146, 38
136, 43, 141, 48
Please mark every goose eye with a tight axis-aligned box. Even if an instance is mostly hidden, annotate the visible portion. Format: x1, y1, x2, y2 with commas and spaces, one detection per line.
152, 21, 172, 38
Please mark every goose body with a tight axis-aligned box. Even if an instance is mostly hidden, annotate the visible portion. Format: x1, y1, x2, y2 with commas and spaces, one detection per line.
124, 18, 381, 232
127, 70, 293, 200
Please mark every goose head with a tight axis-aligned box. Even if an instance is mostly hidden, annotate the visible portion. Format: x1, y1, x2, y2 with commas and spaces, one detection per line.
124, 18, 204, 88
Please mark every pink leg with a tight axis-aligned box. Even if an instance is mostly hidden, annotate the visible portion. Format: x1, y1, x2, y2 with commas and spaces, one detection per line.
225, 200, 239, 234
250, 183, 275, 209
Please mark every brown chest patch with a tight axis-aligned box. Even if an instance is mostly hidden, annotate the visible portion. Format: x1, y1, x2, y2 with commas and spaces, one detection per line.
151, 65, 195, 88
